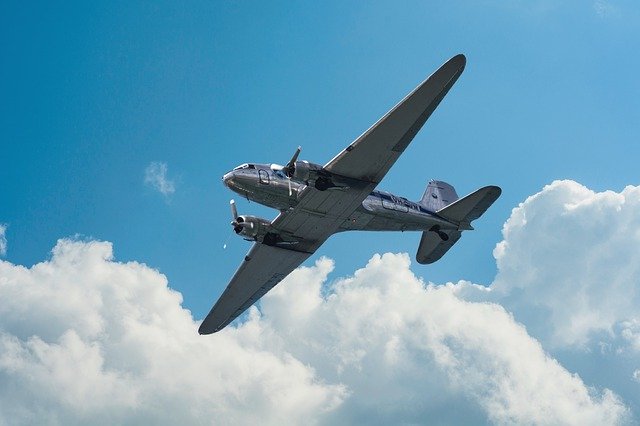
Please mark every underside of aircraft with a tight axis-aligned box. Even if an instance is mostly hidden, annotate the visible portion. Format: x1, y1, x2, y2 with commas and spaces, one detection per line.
199, 54, 501, 335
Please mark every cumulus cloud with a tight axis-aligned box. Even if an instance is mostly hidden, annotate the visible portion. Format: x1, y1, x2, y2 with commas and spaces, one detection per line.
259, 253, 627, 425
144, 162, 175, 197
0, 237, 631, 423
0, 224, 6, 256
2, 179, 640, 424
0, 240, 344, 425
489, 181, 640, 350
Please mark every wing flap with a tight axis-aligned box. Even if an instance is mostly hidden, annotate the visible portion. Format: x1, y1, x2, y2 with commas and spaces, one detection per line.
270, 181, 376, 246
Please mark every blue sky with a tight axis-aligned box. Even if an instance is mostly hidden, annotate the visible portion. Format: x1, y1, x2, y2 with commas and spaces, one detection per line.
2, 2, 640, 423
4, 1, 638, 319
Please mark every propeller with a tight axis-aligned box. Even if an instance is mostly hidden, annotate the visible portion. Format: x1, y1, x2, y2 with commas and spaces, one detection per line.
223, 200, 239, 249
229, 199, 247, 234
230, 199, 238, 221
282, 146, 301, 178
271, 146, 301, 196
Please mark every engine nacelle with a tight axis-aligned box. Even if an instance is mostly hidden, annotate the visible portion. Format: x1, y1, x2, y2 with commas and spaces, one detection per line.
291, 160, 323, 182
233, 215, 272, 240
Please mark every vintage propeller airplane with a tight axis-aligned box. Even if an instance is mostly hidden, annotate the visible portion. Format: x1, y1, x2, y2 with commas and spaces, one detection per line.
199, 54, 501, 334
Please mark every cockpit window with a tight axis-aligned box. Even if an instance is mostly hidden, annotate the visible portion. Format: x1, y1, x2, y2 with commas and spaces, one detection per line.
233, 163, 255, 171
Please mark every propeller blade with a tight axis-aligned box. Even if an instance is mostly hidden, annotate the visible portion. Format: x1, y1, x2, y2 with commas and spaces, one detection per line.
230, 199, 238, 220
283, 146, 301, 177
287, 146, 301, 166
288, 177, 292, 196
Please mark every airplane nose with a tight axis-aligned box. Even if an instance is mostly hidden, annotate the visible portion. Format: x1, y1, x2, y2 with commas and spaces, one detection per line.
222, 172, 234, 187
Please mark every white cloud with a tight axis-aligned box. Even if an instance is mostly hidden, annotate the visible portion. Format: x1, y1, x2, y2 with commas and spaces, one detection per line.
0, 240, 344, 425
0, 224, 6, 256
4, 179, 640, 424
489, 181, 640, 350
144, 162, 175, 197
0, 233, 629, 424
260, 253, 628, 425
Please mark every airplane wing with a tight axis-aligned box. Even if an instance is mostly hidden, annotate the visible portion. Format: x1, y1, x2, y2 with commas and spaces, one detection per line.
324, 54, 466, 184
270, 54, 468, 249
200, 54, 466, 334
199, 244, 312, 334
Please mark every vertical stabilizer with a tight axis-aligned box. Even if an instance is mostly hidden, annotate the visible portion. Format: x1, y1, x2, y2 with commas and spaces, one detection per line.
419, 180, 459, 211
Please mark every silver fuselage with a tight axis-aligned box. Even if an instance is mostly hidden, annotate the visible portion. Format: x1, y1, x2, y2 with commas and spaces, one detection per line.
223, 163, 457, 233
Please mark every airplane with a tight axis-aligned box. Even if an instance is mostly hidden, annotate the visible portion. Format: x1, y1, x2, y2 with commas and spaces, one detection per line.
199, 54, 501, 335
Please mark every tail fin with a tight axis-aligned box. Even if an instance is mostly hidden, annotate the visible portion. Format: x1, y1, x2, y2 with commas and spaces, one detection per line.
416, 185, 501, 265
420, 180, 459, 211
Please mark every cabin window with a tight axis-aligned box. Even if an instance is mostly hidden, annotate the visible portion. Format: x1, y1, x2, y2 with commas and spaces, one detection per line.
233, 163, 253, 171
258, 169, 270, 184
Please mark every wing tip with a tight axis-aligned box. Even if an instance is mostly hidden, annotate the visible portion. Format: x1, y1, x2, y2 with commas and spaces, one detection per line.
415, 254, 436, 265
450, 53, 467, 70
198, 319, 225, 335
198, 324, 213, 335
453, 53, 466, 62
486, 185, 502, 200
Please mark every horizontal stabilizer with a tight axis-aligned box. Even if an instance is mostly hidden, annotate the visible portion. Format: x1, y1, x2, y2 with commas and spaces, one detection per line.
436, 186, 501, 225
416, 230, 462, 264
